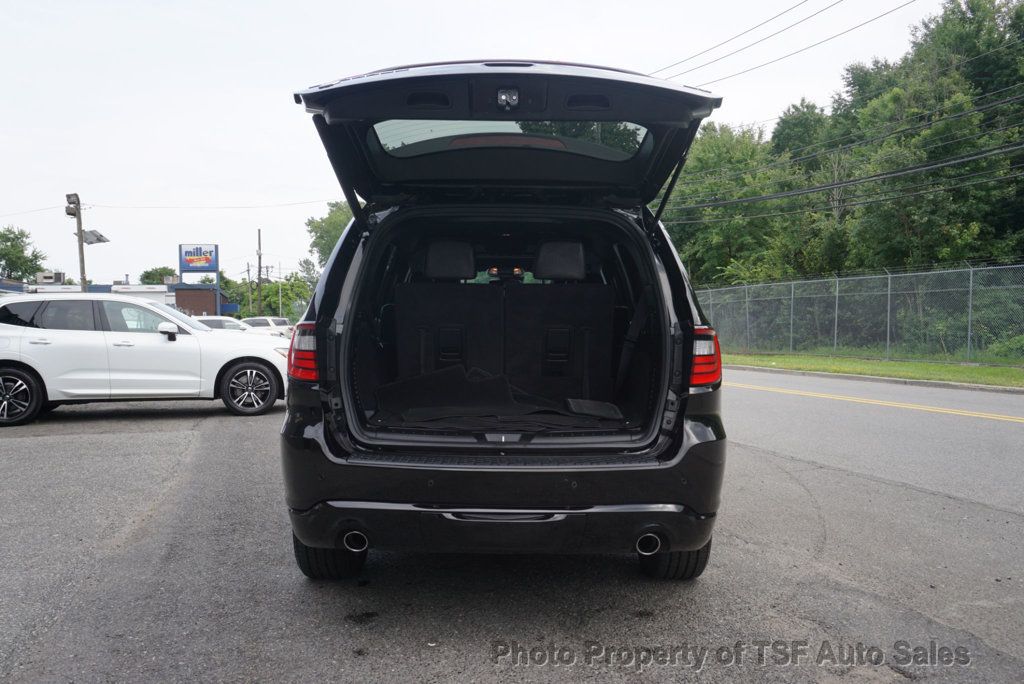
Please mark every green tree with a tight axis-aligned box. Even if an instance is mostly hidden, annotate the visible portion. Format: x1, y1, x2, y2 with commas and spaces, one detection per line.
139, 266, 177, 284
664, 0, 1024, 284
661, 123, 806, 284
247, 273, 312, 322
771, 99, 829, 161
517, 121, 645, 156
298, 258, 321, 290
306, 201, 353, 267
0, 226, 46, 281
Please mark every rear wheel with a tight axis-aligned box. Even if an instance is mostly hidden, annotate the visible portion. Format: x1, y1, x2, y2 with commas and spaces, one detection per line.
292, 534, 366, 580
0, 368, 44, 427
638, 537, 712, 580
220, 361, 279, 416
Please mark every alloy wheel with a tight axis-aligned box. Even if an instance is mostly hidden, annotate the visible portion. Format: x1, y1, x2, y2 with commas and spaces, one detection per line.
227, 368, 272, 411
0, 375, 32, 422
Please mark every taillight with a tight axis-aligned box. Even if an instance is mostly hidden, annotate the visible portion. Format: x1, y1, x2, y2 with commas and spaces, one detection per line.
690, 325, 722, 386
287, 322, 318, 381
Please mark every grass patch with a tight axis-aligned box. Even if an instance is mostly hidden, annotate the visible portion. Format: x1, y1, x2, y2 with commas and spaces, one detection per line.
723, 353, 1024, 388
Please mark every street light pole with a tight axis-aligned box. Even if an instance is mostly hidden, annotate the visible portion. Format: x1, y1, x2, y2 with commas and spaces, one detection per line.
256, 229, 263, 316
65, 193, 87, 292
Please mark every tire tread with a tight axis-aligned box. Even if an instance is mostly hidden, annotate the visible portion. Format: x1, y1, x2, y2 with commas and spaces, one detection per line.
639, 537, 712, 580
292, 534, 366, 580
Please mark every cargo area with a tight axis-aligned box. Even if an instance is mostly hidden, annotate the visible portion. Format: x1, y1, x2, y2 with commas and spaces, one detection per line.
340, 211, 674, 442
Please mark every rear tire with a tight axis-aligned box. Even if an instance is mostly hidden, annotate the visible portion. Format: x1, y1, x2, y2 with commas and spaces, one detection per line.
0, 367, 44, 427
638, 537, 712, 580
220, 361, 279, 416
292, 534, 366, 580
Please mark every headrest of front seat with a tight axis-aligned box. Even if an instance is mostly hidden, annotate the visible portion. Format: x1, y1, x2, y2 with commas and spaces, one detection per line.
424, 241, 476, 280
533, 241, 585, 281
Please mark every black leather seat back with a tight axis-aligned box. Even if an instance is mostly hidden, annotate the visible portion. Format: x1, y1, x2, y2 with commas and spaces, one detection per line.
394, 241, 503, 377
504, 242, 615, 400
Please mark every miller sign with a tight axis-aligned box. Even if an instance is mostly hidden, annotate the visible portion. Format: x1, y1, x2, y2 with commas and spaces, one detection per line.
179, 244, 219, 272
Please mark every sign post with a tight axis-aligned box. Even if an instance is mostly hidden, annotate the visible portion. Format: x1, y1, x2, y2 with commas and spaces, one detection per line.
179, 244, 221, 315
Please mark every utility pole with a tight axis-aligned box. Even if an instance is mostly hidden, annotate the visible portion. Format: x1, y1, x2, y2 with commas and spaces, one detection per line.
246, 262, 253, 314
65, 193, 87, 292
278, 261, 283, 317
256, 229, 263, 316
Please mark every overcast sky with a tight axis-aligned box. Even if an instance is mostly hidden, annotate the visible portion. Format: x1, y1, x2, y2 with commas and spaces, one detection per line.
0, 0, 946, 284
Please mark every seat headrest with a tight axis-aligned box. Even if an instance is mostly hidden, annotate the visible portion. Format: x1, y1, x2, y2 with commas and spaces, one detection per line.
533, 242, 585, 281
424, 241, 476, 280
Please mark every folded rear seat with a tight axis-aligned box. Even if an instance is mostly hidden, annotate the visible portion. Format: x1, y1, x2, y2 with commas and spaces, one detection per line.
394, 241, 503, 378
504, 242, 615, 401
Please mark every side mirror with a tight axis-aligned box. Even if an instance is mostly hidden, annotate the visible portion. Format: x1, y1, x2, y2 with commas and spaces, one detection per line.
157, 322, 179, 341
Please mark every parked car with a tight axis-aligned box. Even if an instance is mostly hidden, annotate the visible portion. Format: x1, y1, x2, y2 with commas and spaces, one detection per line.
282, 61, 725, 581
241, 316, 293, 337
0, 294, 290, 425
196, 315, 289, 337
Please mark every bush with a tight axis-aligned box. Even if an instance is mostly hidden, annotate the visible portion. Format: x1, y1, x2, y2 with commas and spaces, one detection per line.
987, 335, 1024, 361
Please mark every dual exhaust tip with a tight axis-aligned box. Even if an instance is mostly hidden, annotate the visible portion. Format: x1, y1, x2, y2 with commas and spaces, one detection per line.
344, 529, 662, 556
635, 532, 662, 556
342, 530, 369, 553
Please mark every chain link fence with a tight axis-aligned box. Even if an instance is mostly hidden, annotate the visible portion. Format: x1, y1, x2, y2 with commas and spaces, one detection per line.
696, 264, 1024, 366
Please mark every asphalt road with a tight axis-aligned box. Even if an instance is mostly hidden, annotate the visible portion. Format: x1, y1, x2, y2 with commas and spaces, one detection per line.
1, 369, 1022, 682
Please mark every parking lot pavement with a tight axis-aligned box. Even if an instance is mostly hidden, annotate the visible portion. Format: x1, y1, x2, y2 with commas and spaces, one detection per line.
1, 375, 1022, 682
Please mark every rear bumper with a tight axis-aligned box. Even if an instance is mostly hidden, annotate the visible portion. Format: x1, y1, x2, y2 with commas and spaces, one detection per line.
290, 501, 715, 554
282, 410, 725, 554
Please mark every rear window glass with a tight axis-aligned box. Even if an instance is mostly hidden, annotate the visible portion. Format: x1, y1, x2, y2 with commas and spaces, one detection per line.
37, 300, 96, 331
244, 318, 269, 327
372, 120, 648, 161
272, 318, 289, 326
0, 301, 41, 327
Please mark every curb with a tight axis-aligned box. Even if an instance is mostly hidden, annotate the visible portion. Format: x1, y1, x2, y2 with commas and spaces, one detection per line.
723, 364, 1024, 395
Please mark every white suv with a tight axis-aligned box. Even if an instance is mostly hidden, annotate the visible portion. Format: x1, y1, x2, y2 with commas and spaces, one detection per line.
0, 293, 290, 426
196, 315, 289, 337
241, 316, 293, 337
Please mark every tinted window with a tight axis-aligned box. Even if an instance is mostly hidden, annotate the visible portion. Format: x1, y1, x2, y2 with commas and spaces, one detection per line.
244, 318, 269, 327
37, 301, 96, 331
102, 301, 170, 333
372, 120, 648, 161
222, 320, 244, 330
201, 319, 224, 329
272, 318, 289, 326
0, 301, 41, 327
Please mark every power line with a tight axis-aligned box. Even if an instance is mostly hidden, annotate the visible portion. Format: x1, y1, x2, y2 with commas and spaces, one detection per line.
89, 199, 337, 210
0, 205, 62, 219
833, 162, 1022, 200
672, 81, 1024, 191
694, 0, 921, 87
694, 35, 1024, 151
675, 119, 1024, 208
669, 100, 1024, 207
669, 141, 1024, 212
699, 36, 1024, 142
663, 165, 1024, 225
805, 160, 1023, 204
831, 36, 1024, 106
648, 0, 814, 75
664, 0, 848, 79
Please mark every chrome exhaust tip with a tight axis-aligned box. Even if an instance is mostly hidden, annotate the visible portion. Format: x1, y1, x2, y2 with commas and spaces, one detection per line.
342, 530, 369, 553
636, 533, 662, 556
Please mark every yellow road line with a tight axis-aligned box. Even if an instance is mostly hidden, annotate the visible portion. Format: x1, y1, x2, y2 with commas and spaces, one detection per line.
724, 381, 1024, 424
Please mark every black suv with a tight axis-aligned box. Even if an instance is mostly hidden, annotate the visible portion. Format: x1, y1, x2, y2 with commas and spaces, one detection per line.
283, 61, 725, 580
